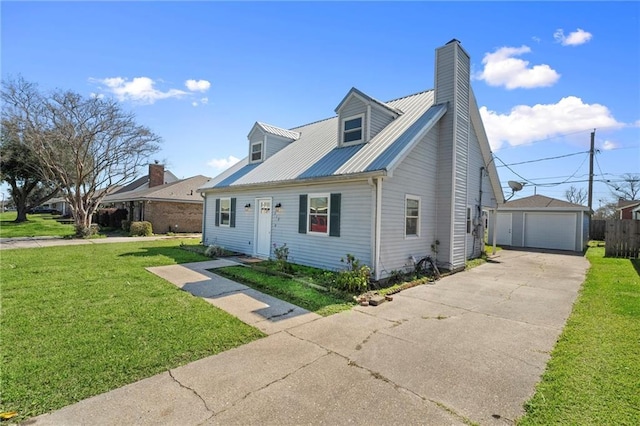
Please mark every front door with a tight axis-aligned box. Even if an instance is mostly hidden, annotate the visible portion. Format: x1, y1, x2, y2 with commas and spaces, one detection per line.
255, 198, 272, 257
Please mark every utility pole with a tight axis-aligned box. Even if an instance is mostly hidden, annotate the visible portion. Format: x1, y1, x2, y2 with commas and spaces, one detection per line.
588, 129, 595, 213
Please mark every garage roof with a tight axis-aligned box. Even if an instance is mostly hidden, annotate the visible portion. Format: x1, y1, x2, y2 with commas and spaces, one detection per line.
501, 195, 588, 210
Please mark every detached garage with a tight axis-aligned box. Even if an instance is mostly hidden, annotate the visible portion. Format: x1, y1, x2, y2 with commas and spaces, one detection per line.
490, 195, 589, 252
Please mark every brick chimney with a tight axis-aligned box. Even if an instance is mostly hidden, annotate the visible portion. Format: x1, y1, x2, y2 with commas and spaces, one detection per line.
148, 163, 165, 188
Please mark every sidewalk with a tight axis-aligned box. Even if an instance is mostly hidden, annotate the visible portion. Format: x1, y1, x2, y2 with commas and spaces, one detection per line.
0, 234, 202, 250
146, 259, 321, 335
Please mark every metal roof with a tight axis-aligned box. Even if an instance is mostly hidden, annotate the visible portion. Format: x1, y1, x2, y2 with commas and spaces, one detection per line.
199, 89, 441, 191
253, 122, 300, 140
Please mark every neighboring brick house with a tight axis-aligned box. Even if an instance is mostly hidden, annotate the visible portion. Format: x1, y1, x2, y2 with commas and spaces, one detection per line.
102, 164, 210, 233
616, 199, 640, 220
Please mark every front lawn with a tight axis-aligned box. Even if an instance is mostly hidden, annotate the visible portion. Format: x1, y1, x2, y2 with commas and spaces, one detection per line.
214, 265, 355, 316
0, 211, 75, 238
518, 246, 640, 425
0, 240, 265, 422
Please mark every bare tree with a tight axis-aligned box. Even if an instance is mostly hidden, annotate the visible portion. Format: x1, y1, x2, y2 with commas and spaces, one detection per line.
564, 185, 587, 205
610, 173, 640, 200
2, 77, 161, 236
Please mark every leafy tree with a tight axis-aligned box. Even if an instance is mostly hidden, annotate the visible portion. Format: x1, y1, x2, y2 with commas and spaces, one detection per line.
2, 77, 161, 236
564, 185, 587, 205
0, 120, 59, 222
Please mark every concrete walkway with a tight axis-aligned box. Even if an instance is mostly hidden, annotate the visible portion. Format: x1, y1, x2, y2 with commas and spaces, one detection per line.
0, 234, 201, 250
31, 249, 589, 425
147, 260, 321, 335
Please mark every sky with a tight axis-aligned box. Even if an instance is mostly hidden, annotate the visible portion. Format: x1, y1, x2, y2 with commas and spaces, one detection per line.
2, 1, 639, 207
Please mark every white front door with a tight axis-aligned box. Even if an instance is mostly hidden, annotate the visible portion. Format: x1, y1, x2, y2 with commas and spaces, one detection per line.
496, 212, 512, 246
255, 198, 272, 257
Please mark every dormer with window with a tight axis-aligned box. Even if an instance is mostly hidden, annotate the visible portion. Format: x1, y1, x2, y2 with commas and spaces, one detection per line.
247, 122, 300, 163
335, 87, 402, 147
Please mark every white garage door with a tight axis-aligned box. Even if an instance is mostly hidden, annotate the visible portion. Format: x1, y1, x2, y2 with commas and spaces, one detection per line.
524, 213, 576, 251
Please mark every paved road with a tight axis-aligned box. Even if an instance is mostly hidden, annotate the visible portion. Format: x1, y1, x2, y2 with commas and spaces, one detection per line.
31, 249, 589, 425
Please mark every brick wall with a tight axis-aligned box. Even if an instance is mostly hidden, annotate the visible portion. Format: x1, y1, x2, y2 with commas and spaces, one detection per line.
149, 164, 165, 188
144, 201, 203, 233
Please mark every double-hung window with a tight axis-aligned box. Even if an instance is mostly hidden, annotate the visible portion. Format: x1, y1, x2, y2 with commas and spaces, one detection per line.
220, 198, 231, 226
405, 195, 420, 237
250, 142, 263, 162
342, 114, 364, 145
308, 194, 329, 234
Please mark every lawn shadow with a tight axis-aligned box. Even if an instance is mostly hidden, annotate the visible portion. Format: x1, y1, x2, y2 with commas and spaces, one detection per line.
631, 259, 640, 277
119, 246, 209, 264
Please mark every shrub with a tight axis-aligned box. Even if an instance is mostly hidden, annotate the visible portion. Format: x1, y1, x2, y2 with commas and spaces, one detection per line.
75, 223, 100, 238
273, 243, 292, 273
334, 254, 370, 293
129, 221, 153, 236
121, 220, 131, 232
204, 245, 224, 258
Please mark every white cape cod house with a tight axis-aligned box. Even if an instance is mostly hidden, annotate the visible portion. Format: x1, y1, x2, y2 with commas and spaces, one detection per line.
198, 40, 503, 280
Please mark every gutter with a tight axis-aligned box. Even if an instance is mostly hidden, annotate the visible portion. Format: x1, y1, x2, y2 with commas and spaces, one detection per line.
197, 170, 387, 195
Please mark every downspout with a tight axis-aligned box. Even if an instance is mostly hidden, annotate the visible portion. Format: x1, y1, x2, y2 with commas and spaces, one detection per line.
475, 166, 484, 255
374, 176, 383, 281
200, 192, 207, 243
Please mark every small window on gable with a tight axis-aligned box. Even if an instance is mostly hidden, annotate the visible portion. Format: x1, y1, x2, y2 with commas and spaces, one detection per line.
251, 142, 263, 162
405, 195, 420, 237
342, 114, 364, 145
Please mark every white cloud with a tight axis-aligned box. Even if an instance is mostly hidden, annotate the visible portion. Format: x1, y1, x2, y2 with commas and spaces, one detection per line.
207, 155, 240, 171
90, 92, 104, 99
531, 36, 541, 43
192, 101, 198, 107
480, 96, 624, 150
200, 97, 209, 105
601, 140, 619, 151
185, 79, 211, 92
554, 28, 593, 46
89, 76, 187, 104
475, 46, 560, 89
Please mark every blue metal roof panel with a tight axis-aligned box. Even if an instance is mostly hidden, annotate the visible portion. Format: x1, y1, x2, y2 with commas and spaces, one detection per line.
214, 163, 261, 187
365, 103, 447, 172
297, 144, 366, 179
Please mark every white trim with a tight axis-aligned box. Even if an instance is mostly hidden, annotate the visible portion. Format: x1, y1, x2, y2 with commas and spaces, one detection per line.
341, 113, 365, 146
307, 193, 330, 236
219, 197, 231, 227
366, 103, 372, 142
404, 194, 421, 238
250, 140, 263, 163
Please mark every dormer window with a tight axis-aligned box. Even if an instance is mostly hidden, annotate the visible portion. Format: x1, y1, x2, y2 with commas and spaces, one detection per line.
342, 114, 364, 145
250, 141, 263, 162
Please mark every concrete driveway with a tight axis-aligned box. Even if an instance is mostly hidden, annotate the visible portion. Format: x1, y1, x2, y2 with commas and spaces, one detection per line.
31, 249, 588, 425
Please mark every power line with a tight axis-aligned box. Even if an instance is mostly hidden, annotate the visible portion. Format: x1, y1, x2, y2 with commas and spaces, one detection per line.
496, 150, 589, 167
494, 152, 590, 187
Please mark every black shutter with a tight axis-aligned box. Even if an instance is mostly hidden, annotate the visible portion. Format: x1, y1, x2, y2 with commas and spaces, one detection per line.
329, 193, 341, 237
215, 198, 220, 227
298, 194, 307, 234
230, 198, 236, 228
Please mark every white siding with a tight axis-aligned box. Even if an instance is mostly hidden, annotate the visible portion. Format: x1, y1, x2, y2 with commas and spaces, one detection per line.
265, 135, 291, 160
370, 108, 395, 140
379, 128, 438, 277
203, 181, 373, 272
434, 41, 470, 270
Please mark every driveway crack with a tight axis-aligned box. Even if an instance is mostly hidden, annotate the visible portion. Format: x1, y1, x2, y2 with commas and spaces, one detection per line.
167, 370, 216, 422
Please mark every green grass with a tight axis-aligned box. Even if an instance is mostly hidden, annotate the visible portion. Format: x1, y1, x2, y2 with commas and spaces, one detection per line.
0, 212, 75, 238
214, 266, 355, 316
0, 240, 265, 422
518, 246, 640, 425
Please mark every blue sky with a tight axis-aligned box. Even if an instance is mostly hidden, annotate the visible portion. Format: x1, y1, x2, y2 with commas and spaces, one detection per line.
2, 1, 639, 206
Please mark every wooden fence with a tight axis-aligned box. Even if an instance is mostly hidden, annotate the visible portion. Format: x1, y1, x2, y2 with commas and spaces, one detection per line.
605, 219, 640, 258
590, 219, 606, 240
